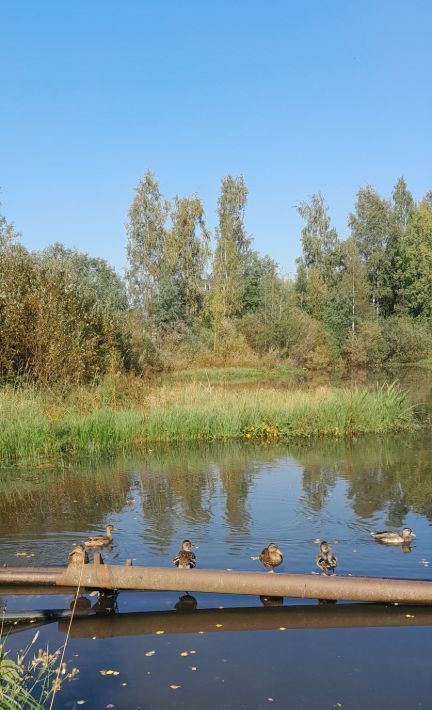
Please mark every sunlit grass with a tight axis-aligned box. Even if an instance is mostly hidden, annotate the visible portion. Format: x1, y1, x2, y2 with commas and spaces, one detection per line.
161, 365, 304, 386
0, 378, 415, 467
0, 633, 66, 709
417, 357, 432, 370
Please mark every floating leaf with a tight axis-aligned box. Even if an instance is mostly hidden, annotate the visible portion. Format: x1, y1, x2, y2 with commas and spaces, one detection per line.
170, 684, 181, 689
145, 651, 156, 657
180, 652, 188, 657
215, 624, 223, 628
155, 630, 165, 635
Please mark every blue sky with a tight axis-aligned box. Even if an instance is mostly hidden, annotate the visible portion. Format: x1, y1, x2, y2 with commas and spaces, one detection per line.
1, 0, 431, 276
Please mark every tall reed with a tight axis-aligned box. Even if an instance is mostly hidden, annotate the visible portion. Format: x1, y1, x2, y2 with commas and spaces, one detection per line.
0, 380, 415, 466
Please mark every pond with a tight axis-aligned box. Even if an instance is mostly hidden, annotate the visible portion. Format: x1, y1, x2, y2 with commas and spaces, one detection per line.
1, 421, 432, 709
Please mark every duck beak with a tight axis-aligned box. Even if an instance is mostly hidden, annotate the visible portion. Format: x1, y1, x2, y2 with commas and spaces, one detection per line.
277, 548, 283, 555
112, 527, 118, 531
410, 532, 416, 538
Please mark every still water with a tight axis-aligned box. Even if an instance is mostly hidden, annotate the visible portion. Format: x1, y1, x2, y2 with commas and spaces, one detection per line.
1, 425, 432, 709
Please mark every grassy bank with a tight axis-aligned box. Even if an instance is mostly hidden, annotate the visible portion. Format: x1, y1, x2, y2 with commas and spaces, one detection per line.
161, 365, 305, 386
0, 378, 415, 467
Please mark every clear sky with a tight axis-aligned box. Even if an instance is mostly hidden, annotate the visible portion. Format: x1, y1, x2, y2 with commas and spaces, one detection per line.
1, 0, 431, 276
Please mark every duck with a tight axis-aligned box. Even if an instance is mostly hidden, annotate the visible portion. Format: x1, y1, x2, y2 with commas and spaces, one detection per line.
84, 524, 116, 548
316, 541, 337, 575
251, 543, 283, 572
173, 539, 196, 569
371, 527, 416, 545
68, 544, 89, 565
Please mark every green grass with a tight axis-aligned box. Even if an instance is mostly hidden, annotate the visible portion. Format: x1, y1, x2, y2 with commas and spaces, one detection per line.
0, 634, 64, 709
161, 365, 305, 386
417, 357, 432, 370
0, 380, 416, 467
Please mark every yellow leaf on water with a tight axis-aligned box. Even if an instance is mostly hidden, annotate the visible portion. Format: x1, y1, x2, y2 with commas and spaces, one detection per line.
145, 651, 156, 657
215, 624, 223, 628
170, 685, 181, 690
180, 652, 188, 656
279, 627, 287, 631
155, 630, 165, 635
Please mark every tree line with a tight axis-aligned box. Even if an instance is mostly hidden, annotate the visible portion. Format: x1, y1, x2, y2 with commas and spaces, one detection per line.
0, 173, 431, 383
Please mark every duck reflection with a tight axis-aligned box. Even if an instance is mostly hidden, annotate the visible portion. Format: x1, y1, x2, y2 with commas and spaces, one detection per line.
259, 595, 284, 607
175, 593, 198, 612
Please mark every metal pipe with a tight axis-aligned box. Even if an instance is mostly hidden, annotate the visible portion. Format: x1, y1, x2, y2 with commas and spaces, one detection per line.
0, 567, 63, 586
1, 564, 432, 605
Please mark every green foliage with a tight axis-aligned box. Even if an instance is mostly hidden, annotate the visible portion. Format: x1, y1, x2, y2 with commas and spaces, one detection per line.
1, 172, 431, 382
211, 175, 250, 345
0, 380, 415, 466
399, 201, 432, 319
380, 316, 432, 364
296, 193, 341, 285
282, 307, 338, 371
0, 634, 64, 709
126, 170, 169, 311
0, 246, 129, 383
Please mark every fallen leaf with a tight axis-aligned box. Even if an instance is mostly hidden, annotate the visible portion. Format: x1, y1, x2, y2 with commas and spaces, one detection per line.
145, 651, 156, 657
215, 624, 223, 628
191, 667, 197, 671
180, 652, 188, 656
279, 627, 287, 631
77, 702, 86, 706
155, 630, 165, 635
170, 685, 181, 690
121, 683, 127, 687
405, 614, 415, 618
190, 650, 196, 654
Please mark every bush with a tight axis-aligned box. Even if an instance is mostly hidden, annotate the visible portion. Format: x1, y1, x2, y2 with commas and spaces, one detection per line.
381, 315, 432, 364
0, 246, 130, 383
282, 308, 338, 371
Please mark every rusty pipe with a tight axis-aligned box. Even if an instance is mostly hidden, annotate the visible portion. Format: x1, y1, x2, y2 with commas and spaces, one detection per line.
1, 565, 432, 605
56, 565, 432, 605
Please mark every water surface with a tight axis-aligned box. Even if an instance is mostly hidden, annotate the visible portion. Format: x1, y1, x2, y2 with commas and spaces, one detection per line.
1, 425, 432, 709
